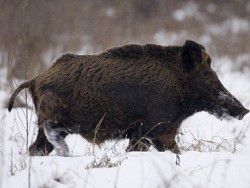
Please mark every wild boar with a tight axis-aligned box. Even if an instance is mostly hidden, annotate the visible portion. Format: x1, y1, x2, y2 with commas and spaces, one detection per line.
8, 40, 249, 156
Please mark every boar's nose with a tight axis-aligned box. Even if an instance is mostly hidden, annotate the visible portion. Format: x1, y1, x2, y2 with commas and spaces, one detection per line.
239, 107, 249, 120
218, 92, 249, 120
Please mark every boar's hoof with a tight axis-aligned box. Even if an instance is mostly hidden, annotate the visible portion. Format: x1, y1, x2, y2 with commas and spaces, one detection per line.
171, 146, 181, 154
126, 138, 151, 152
153, 139, 181, 154
29, 144, 52, 156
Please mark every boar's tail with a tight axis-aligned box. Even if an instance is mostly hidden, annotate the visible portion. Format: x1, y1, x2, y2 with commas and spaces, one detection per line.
8, 79, 34, 112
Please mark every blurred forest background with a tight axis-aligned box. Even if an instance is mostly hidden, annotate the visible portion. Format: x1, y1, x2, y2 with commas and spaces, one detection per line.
0, 0, 249, 87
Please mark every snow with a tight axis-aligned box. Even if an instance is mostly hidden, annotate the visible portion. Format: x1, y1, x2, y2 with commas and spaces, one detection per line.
173, 2, 199, 22
153, 30, 189, 46
105, 7, 115, 17
208, 18, 249, 35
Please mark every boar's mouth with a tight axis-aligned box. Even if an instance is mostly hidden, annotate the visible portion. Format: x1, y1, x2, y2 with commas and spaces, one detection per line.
212, 92, 249, 120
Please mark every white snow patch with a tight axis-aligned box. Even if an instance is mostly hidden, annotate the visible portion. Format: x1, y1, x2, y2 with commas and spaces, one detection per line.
209, 17, 249, 35
173, 2, 199, 21
105, 7, 115, 17
153, 30, 188, 46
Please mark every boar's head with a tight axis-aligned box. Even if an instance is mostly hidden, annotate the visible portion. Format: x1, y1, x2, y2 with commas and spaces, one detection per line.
182, 40, 249, 120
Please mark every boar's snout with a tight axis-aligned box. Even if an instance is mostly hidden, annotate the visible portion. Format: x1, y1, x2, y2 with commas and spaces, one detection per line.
217, 92, 249, 120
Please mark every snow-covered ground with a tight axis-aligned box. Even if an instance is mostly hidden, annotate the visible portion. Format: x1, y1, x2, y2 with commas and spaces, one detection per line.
0, 56, 250, 188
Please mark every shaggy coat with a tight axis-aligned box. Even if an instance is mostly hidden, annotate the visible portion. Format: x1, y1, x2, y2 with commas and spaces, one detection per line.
8, 40, 248, 155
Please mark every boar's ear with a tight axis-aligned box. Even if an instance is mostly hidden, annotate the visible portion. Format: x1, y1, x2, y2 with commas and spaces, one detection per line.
182, 40, 205, 70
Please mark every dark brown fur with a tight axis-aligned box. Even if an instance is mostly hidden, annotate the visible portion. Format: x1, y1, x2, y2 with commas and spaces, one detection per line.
9, 40, 248, 155
37, 91, 66, 126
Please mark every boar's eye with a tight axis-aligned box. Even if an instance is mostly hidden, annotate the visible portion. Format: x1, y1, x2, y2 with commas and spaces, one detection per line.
204, 71, 210, 76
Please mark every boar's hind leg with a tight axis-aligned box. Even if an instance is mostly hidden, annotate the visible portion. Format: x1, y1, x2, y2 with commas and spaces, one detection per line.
151, 138, 179, 153
43, 121, 70, 157
126, 138, 151, 152
125, 124, 152, 152
152, 126, 180, 154
29, 128, 53, 156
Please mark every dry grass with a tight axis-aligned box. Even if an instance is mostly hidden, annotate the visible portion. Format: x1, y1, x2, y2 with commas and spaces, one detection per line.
178, 124, 250, 153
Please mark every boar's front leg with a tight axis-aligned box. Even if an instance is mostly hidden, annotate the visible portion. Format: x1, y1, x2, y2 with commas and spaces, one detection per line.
151, 125, 180, 154
29, 127, 54, 156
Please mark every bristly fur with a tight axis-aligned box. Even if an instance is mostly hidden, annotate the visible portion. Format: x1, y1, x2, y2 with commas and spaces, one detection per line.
8, 40, 248, 156
104, 44, 182, 60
